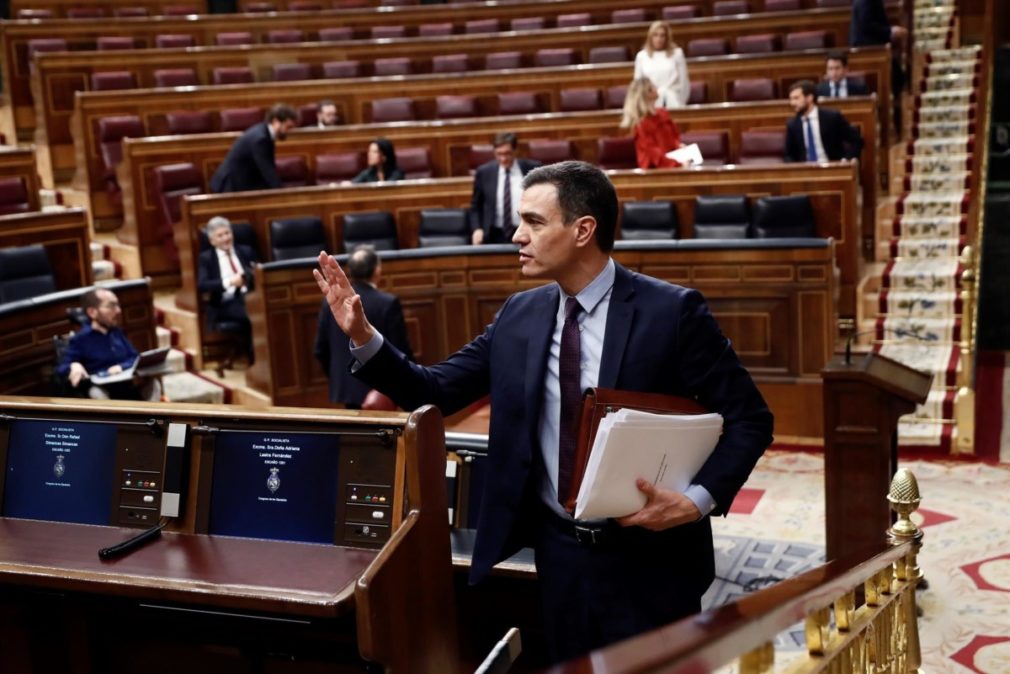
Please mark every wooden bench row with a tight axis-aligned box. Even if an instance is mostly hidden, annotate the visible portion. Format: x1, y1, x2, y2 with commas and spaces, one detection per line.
245, 240, 837, 439
10, 0, 210, 19
0, 145, 42, 213
117, 98, 877, 290
0, 208, 92, 292
25, 6, 870, 144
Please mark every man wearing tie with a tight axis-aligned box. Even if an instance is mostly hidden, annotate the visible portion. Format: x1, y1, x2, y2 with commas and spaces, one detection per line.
784, 80, 865, 163
469, 132, 541, 245
815, 51, 869, 99
197, 216, 257, 363
314, 161, 773, 662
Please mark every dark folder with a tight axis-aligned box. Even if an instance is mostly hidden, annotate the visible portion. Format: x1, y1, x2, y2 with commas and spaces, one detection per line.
563, 387, 708, 513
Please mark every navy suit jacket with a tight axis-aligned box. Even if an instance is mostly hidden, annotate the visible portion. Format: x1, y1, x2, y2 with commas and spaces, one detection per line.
784, 107, 865, 162
315, 282, 413, 405
850, 0, 892, 46
815, 78, 869, 98
209, 123, 281, 193
468, 159, 541, 236
356, 263, 774, 585
197, 244, 257, 326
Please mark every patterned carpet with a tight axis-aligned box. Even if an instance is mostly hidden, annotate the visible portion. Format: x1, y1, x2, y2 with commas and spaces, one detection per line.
712, 450, 1010, 673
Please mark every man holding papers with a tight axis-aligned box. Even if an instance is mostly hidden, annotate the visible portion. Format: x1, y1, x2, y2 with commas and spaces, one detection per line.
314, 161, 773, 662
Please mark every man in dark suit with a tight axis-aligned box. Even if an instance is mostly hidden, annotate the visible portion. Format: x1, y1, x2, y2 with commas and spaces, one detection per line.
314, 245, 413, 407
469, 131, 541, 245
314, 161, 774, 662
197, 216, 257, 362
785, 80, 865, 163
209, 103, 298, 193
815, 51, 869, 99
850, 0, 906, 47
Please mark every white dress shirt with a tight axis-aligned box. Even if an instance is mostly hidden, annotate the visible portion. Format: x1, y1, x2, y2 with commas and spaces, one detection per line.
215, 247, 246, 301
803, 105, 829, 162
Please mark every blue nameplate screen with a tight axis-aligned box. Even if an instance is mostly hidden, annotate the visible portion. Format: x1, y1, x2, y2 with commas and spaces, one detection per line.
209, 431, 340, 544
3, 420, 117, 524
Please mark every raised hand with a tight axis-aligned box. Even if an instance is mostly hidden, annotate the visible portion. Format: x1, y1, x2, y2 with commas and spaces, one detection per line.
313, 251, 374, 346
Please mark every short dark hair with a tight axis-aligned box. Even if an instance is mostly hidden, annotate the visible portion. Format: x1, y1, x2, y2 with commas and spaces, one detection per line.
318, 99, 336, 110
789, 79, 817, 99
347, 245, 379, 282
493, 131, 518, 148
521, 161, 617, 253
266, 103, 298, 123
825, 50, 849, 66
81, 289, 103, 311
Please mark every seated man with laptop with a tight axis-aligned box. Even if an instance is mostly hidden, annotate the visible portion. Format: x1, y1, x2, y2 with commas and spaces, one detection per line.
57, 288, 165, 401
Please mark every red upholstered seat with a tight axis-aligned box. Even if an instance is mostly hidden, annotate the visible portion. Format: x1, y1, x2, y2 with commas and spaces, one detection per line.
687, 38, 729, 57
534, 48, 576, 68
784, 30, 830, 50
589, 46, 630, 64
370, 97, 415, 123
315, 152, 365, 184
374, 57, 413, 76
432, 54, 469, 74
680, 131, 729, 166
730, 78, 776, 102
97, 115, 144, 201
688, 81, 708, 104
611, 8, 646, 23
289, 0, 322, 10
166, 111, 213, 135
164, 5, 199, 14
213, 67, 255, 85
318, 27, 353, 42
468, 144, 494, 173
736, 34, 779, 54
155, 34, 196, 48
0, 178, 31, 216
559, 88, 602, 112
17, 9, 53, 18
91, 71, 137, 91
739, 130, 787, 164
219, 107, 263, 132
323, 61, 362, 78
153, 162, 203, 264
662, 5, 699, 19
605, 85, 629, 109
154, 68, 198, 87
556, 12, 590, 28
27, 39, 67, 61
465, 19, 498, 34
713, 0, 749, 15
485, 52, 522, 70
267, 29, 304, 44
511, 17, 545, 31
371, 25, 406, 39
275, 156, 309, 187
242, 2, 275, 11
528, 139, 575, 165
216, 32, 253, 46
815, 0, 851, 6
436, 95, 478, 119
114, 7, 149, 16
597, 137, 637, 170
497, 91, 540, 115
396, 147, 432, 179
418, 23, 453, 37
67, 7, 104, 18
272, 63, 313, 81
765, 0, 800, 10
96, 36, 134, 50
296, 103, 318, 127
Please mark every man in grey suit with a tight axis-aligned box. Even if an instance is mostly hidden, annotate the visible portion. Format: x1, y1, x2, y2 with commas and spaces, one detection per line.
469, 132, 541, 245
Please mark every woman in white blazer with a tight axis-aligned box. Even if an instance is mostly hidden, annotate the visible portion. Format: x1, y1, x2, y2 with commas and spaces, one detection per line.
633, 21, 691, 109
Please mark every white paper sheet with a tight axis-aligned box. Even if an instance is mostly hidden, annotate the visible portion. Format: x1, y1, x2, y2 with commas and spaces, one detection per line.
665, 143, 704, 166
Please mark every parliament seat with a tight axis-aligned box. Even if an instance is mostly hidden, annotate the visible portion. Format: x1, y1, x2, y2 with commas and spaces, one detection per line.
528, 139, 575, 165
497, 91, 540, 115
680, 130, 729, 166
485, 51, 523, 70
606, 85, 629, 109
688, 82, 708, 104
289, 1, 322, 10
534, 48, 577, 68
91, 71, 137, 91
713, 0, 749, 15
687, 38, 729, 57
735, 34, 779, 54
155, 34, 196, 48
739, 130, 786, 164
730, 78, 777, 102
559, 88, 602, 112
315, 152, 365, 184
67, 7, 104, 17
432, 54, 469, 74
765, 0, 800, 9
662, 5, 700, 19
322, 60, 362, 78
318, 27, 353, 42
153, 162, 203, 264
620, 201, 678, 240
0, 178, 32, 216
815, 0, 851, 6
270, 216, 326, 260
166, 110, 213, 135
511, 17, 545, 31
17, 9, 53, 18
216, 32, 254, 46
0, 245, 57, 303
419, 23, 454, 37
556, 12, 591, 27
396, 147, 433, 179
97, 115, 144, 199
468, 145, 494, 173
272, 63, 313, 82
96, 36, 135, 50
27, 39, 66, 61
371, 25, 406, 39
693, 195, 751, 238
785, 30, 831, 50
596, 137, 637, 170
589, 46, 630, 64
296, 103, 319, 127
435, 95, 478, 119
219, 107, 263, 132
370, 97, 415, 123
243, 1, 275, 11
164, 4, 199, 14
751, 195, 816, 238
373, 57, 413, 77
267, 29, 304, 44
342, 211, 398, 251
465, 19, 499, 34
418, 208, 469, 247
275, 156, 310, 187
213, 67, 255, 85
154, 68, 199, 87
114, 7, 149, 16
611, 8, 647, 23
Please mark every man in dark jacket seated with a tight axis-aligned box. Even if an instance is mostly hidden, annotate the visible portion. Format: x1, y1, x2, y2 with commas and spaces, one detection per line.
197, 216, 258, 363
784, 80, 865, 163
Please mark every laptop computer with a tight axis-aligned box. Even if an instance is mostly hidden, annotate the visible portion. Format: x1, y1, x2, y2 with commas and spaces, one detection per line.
90, 347, 171, 385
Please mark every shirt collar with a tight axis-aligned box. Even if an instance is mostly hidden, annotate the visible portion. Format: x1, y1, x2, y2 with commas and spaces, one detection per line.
559, 258, 615, 315
804, 104, 819, 120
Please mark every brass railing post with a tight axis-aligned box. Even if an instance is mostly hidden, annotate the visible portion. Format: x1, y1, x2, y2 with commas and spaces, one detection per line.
955, 245, 976, 454
888, 469, 924, 672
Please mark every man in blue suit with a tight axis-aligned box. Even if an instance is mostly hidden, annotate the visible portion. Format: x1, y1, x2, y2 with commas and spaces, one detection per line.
209, 104, 298, 193
314, 161, 773, 662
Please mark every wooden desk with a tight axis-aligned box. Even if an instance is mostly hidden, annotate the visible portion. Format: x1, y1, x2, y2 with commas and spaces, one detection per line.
0, 145, 41, 211
118, 97, 878, 276
0, 208, 92, 291
244, 240, 836, 439
9, 0, 209, 19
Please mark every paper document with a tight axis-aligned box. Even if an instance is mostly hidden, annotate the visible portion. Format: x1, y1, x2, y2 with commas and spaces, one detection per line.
665, 143, 704, 166
574, 408, 723, 520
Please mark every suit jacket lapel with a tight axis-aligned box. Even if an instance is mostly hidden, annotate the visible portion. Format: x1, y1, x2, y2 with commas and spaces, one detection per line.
523, 285, 558, 414
598, 264, 635, 389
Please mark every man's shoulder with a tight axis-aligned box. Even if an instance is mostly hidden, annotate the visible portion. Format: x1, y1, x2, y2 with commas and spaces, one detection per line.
814, 81, 831, 95
519, 158, 542, 172
624, 267, 695, 302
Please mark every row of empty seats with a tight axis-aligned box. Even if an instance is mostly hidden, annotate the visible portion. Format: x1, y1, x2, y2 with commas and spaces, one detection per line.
17, 4, 198, 18
0, 245, 57, 304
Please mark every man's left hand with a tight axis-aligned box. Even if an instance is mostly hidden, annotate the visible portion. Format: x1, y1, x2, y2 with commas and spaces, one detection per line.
615, 479, 701, 531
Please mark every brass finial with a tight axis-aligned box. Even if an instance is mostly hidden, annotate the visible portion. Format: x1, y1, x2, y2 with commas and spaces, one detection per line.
888, 469, 922, 541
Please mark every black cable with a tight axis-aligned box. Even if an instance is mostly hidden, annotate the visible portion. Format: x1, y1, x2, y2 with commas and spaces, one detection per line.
98, 518, 168, 561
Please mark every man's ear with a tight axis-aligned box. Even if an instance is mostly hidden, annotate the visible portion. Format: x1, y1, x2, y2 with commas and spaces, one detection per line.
573, 215, 598, 248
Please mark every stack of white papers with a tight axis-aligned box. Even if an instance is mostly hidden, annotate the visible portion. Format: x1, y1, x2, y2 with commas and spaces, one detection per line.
665, 143, 704, 166
574, 408, 723, 520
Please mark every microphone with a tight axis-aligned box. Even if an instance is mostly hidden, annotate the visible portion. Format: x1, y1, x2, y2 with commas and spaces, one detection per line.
844, 326, 936, 365
98, 519, 167, 561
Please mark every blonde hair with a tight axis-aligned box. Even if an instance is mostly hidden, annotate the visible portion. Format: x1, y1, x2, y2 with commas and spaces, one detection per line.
643, 21, 677, 56
619, 78, 659, 130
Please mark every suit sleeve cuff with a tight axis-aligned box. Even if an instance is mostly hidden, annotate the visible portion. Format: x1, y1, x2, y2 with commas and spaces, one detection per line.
349, 331, 385, 371
684, 484, 717, 519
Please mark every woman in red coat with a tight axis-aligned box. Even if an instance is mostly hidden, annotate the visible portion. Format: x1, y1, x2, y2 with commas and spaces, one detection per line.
620, 78, 684, 169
